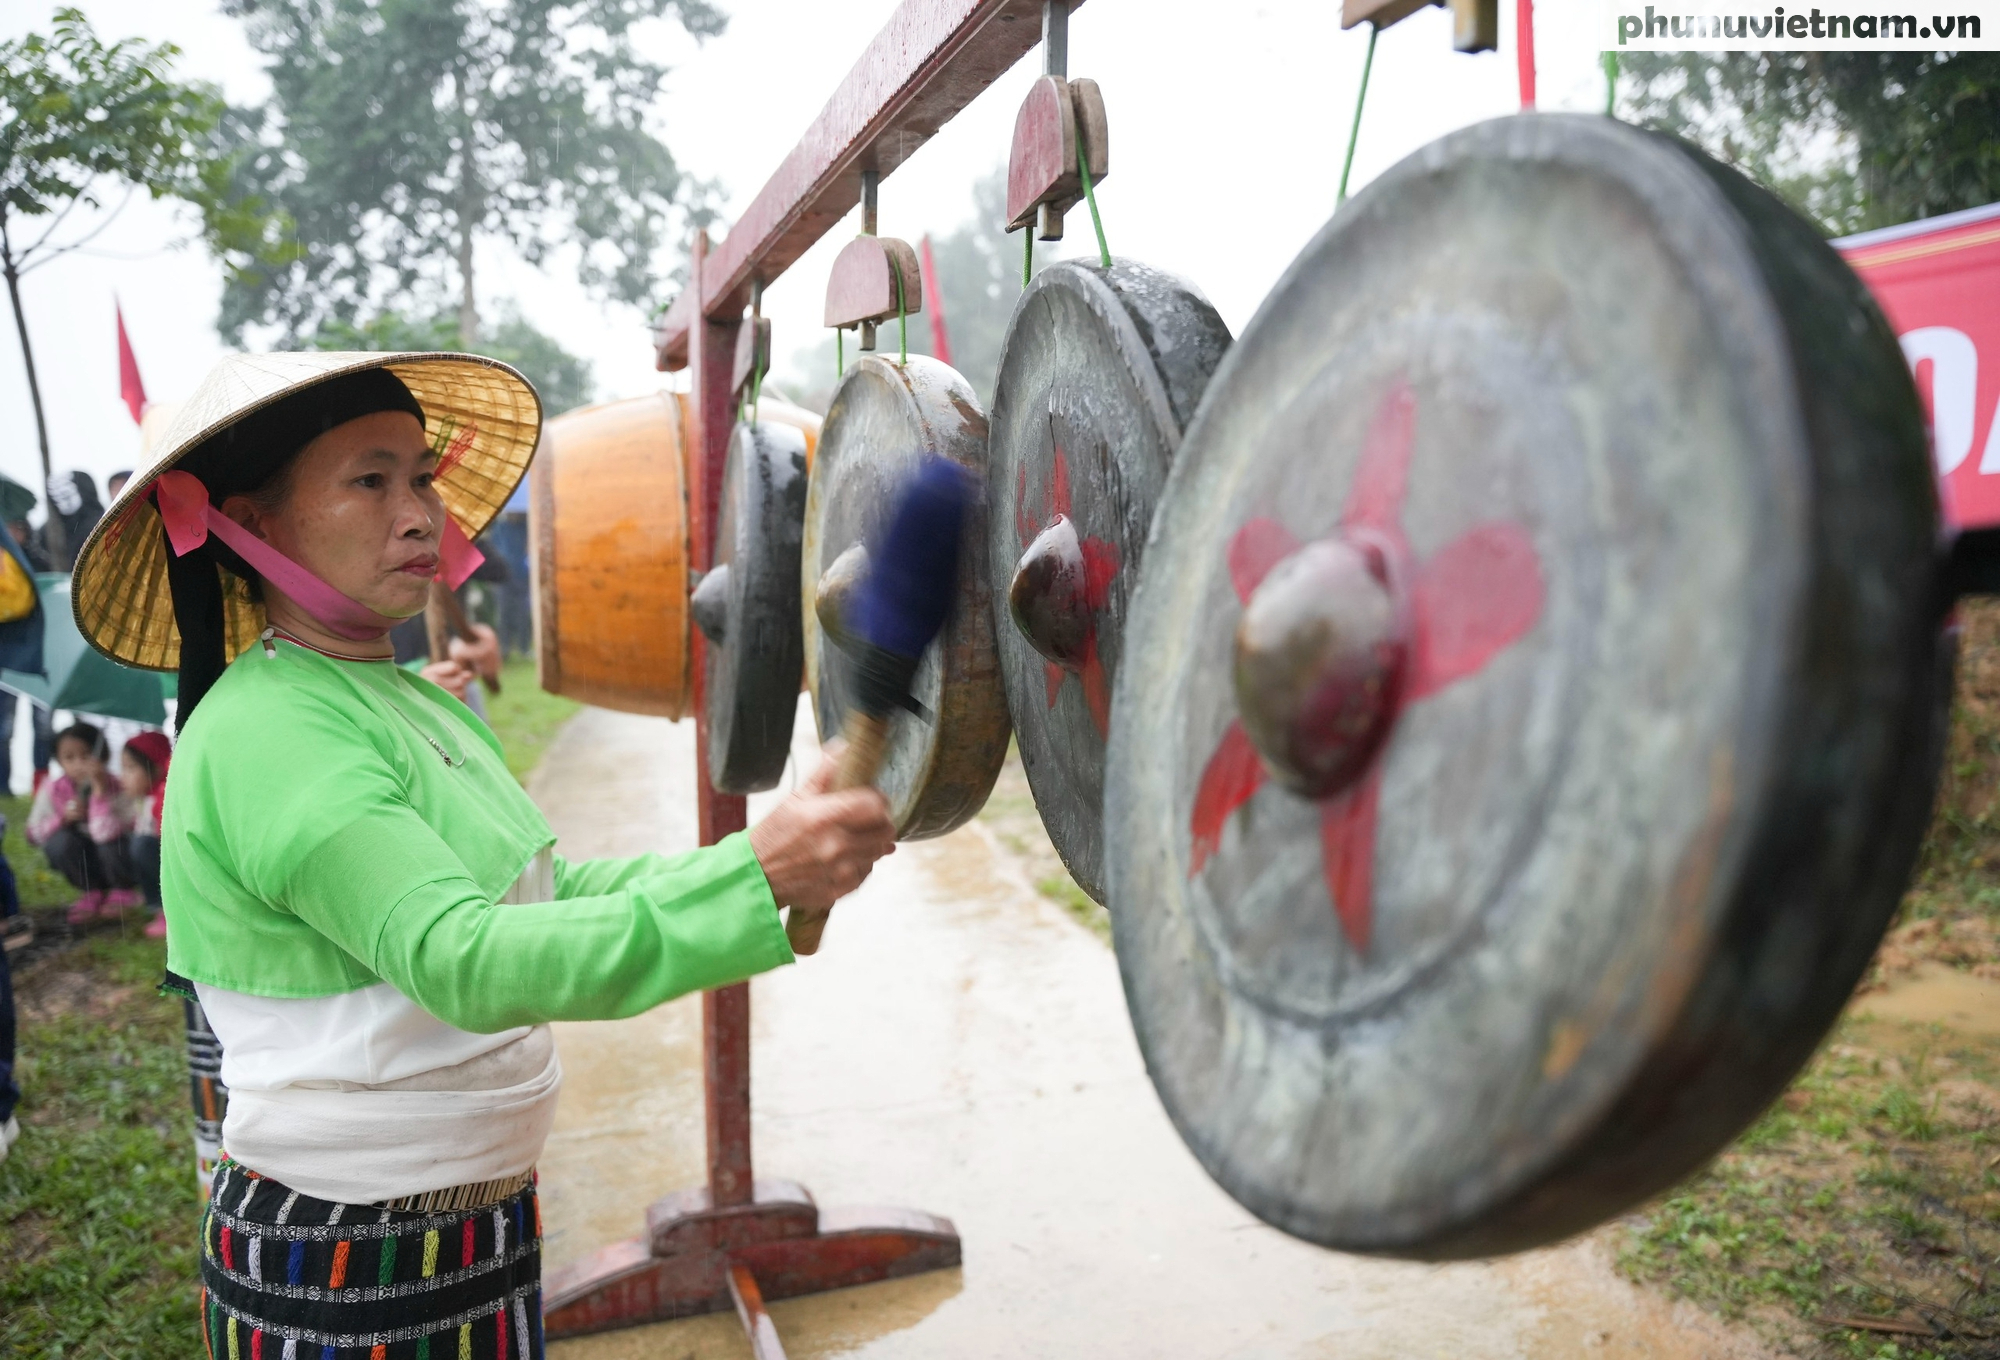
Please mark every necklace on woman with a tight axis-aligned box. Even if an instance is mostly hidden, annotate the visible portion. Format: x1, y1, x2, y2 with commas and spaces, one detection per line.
261, 627, 466, 769
262, 626, 389, 664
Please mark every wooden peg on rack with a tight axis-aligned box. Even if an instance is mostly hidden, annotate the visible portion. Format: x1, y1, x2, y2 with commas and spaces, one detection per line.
1005, 1, 1107, 242
1341, 0, 1498, 52
732, 315, 771, 397
1005, 77, 1108, 242
823, 170, 922, 347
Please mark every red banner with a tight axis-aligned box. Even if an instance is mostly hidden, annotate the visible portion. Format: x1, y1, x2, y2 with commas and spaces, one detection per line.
116, 300, 147, 426
1838, 203, 2000, 529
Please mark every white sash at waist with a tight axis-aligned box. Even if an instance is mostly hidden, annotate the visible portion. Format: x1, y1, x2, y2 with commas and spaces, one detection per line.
218, 1027, 562, 1205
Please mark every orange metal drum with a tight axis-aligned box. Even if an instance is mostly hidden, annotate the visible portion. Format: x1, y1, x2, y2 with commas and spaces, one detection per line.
531, 391, 694, 717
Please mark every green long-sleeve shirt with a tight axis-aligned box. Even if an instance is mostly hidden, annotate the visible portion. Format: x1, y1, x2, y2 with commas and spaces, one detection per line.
162, 636, 792, 1032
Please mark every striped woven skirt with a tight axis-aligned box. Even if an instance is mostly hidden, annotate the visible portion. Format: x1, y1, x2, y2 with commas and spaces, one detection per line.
199, 1159, 543, 1359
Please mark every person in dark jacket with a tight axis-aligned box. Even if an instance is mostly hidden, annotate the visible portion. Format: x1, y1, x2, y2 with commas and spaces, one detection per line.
40, 470, 104, 571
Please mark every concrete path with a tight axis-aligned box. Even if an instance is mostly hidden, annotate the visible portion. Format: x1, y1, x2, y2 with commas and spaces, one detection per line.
529, 704, 1775, 1360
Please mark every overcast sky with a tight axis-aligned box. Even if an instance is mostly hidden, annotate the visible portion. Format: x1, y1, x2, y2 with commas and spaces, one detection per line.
0, 0, 1613, 511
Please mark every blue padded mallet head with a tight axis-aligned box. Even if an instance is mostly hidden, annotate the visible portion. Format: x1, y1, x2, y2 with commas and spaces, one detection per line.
849, 455, 975, 719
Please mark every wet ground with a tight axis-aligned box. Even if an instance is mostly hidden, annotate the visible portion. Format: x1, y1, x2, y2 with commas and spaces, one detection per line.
531, 703, 1777, 1360
1855, 963, 2000, 1038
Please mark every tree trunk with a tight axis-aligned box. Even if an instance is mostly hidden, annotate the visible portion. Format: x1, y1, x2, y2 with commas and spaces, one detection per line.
457, 136, 479, 349
1, 215, 62, 563
457, 217, 477, 349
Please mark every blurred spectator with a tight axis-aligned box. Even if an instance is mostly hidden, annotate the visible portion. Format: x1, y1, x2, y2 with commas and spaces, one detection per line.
0, 693, 57, 798
0, 518, 51, 796
390, 593, 501, 719
105, 470, 132, 502
0, 803, 27, 957
0, 928, 16, 1164
40, 471, 103, 571
5, 522, 51, 574
120, 731, 169, 937
26, 722, 142, 923
0, 476, 50, 575
0, 799, 24, 1165
486, 510, 533, 657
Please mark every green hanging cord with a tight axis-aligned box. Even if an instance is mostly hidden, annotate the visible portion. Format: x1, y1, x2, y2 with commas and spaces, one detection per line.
1078, 139, 1111, 269
1022, 225, 1033, 288
836, 327, 844, 380
1602, 50, 1619, 116
894, 258, 908, 365
751, 345, 764, 424
1337, 24, 1378, 206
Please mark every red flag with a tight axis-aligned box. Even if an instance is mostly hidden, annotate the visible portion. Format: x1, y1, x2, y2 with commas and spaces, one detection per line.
919, 235, 953, 367
117, 301, 147, 425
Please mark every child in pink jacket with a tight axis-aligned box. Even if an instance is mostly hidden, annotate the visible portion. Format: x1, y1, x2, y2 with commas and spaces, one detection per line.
25, 723, 141, 924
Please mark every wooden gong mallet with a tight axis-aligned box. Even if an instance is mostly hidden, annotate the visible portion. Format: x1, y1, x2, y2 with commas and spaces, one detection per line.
785, 455, 974, 956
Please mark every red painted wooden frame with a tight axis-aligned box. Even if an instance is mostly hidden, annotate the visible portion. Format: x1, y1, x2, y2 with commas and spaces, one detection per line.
553, 0, 1111, 1345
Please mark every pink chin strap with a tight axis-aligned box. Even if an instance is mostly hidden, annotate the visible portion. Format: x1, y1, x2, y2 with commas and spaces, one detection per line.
153, 469, 485, 643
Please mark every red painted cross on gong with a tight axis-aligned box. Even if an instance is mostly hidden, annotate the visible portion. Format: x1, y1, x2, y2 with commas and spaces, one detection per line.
1188, 380, 1545, 954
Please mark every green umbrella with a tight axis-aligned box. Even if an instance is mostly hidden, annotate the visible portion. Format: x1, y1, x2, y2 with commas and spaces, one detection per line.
0, 574, 173, 726
0, 475, 37, 525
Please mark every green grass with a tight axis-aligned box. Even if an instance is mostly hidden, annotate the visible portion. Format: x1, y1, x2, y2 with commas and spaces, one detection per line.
0, 934, 203, 1358
1617, 1019, 2000, 1358
1, 793, 84, 911
976, 742, 1112, 942
483, 655, 582, 784
1036, 872, 1110, 943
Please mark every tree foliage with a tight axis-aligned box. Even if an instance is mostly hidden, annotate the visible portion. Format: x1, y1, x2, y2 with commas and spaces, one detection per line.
0, 8, 276, 506
311, 308, 596, 416
0, 9, 270, 260
219, 0, 725, 347
1619, 52, 2000, 235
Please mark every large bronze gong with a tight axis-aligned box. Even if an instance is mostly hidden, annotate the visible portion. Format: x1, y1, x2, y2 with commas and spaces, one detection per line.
1105, 115, 1942, 1258
988, 259, 1230, 902
698, 420, 811, 793
803, 354, 1009, 837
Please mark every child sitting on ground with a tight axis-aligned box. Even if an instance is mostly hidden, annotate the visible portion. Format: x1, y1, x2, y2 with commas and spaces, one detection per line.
119, 732, 170, 938
25, 723, 141, 924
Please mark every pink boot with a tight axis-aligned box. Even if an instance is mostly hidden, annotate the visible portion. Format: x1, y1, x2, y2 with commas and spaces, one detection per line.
144, 912, 167, 940
103, 887, 145, 914
66, 890, 107, 924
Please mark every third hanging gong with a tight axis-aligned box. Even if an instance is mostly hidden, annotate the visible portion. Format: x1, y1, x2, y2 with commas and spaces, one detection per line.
988, 260, 1230, 903
1105, 115, 1943, 1259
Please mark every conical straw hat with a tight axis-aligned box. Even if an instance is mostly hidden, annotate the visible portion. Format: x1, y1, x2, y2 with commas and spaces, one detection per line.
72, 351, 541, 671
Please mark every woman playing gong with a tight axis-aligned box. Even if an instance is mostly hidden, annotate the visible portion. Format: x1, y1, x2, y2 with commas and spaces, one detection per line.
69, 353, 894, 1358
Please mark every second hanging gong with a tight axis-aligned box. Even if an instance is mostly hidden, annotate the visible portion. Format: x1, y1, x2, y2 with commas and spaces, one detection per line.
803, 354, 1010, 837
698, 419, 811, 793
988, 259, 1231, 903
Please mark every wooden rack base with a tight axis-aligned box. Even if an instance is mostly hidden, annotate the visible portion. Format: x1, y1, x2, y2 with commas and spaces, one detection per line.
542, 1179, 961, 1342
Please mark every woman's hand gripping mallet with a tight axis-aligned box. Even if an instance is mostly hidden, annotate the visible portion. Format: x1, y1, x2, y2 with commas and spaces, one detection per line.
781, 456, 974, 955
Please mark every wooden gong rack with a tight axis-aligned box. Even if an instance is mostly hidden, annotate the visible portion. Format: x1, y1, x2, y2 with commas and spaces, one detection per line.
543, 0, 1488, 1349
